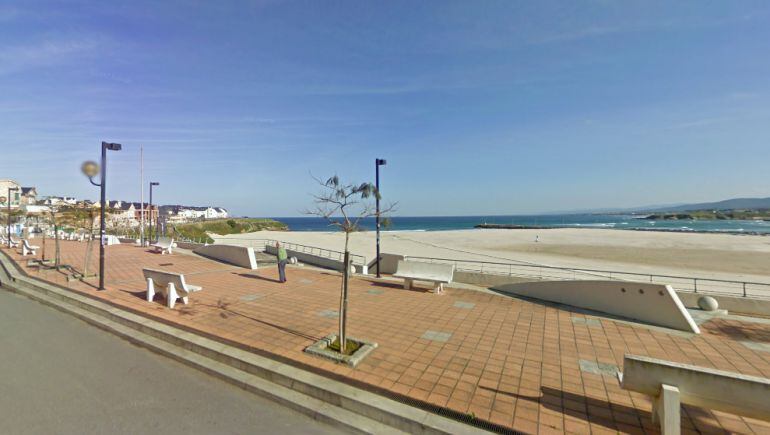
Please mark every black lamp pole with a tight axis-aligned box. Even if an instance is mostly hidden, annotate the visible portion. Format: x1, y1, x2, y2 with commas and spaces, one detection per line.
149, 182, 159, 243
375, 158, 386, 278
84, 141, 122, 290
7, 187, 18, 248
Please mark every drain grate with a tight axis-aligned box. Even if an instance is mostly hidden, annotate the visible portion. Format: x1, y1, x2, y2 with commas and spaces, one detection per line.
453, 301, 475, 309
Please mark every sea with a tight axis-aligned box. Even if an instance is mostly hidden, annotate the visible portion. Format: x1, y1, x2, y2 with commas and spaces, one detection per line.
266, 214, 770, 235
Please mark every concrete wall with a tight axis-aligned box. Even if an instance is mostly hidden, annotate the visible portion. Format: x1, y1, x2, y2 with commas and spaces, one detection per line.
453, 271, 536, 287
366, 253, 404, 275
265, 245, 367, 274
194, 244, 258, 269
492, 280, 700, 333
676, 292, 770, 317
176, 241, 205, 250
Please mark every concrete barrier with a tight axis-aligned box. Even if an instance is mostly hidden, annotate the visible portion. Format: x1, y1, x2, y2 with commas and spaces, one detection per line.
194, 244, 258, 269
265, 245, 367, 274
676, 292, 770, 317
620, 354, 770, 434
366, 253, 404, 275
492, 280, 699, 333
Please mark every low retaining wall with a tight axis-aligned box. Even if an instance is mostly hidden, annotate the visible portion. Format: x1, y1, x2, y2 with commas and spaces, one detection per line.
194, 244, 258, 269
676, 292, 770, 317
492, 280, 700, 333
265, 246, 367, 274
367, 253, 404, 275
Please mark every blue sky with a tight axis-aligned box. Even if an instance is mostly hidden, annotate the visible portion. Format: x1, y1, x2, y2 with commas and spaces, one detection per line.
1, 1, 769, 216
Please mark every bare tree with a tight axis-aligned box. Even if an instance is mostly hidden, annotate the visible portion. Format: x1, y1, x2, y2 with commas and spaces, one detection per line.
306, 174, 395, 353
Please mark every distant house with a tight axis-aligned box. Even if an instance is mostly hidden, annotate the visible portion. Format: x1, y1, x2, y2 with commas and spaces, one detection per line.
44, 196, 77, 206
20, 187, 37, 205
0, 179, 22, 208
161, 204, 228, 223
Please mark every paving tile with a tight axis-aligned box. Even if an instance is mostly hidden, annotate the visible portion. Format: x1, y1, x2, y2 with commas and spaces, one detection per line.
421, 330, 452, 343
578, 359, 619, 377
453, 301, 475, 309
318, 309, 339, 319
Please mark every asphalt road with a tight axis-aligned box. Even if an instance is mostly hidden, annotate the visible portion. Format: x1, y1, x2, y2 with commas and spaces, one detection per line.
0, 289, 336, 434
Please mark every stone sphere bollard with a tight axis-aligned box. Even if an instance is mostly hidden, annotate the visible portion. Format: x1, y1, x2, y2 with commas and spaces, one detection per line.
697, 296, 719, 312
289, 256, 298, 265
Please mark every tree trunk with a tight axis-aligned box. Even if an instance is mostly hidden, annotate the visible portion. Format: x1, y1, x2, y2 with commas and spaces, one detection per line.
83, 220, 95, 277
339, 232, 351, 353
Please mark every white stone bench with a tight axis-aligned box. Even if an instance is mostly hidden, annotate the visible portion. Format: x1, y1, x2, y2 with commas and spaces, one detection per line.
143, 268, 203, 309
151, 238, 174, 255
21, 239, 39, 256
1, 236, 19, 248
393, 260, 454, 294
618, 354, 770, 434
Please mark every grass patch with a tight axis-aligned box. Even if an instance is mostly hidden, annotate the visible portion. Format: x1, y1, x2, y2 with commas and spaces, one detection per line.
328, 337, 363, 356
170, 218, 287, 243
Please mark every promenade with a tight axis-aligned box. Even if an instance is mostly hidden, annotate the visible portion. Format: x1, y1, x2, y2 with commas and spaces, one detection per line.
3, 239, 770, 434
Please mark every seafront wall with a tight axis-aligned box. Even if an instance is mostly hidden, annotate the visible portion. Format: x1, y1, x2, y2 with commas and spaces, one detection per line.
491, 280, 700, 333
676, 292, 770, 317
193, 244, 258, 269
265, 245, 367, 274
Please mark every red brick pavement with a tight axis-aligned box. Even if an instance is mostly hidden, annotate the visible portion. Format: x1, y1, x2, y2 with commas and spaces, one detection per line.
3, 239, 770, 434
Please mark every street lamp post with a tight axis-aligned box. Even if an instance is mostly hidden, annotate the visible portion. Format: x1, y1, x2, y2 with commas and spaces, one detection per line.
81, 141, 122, 290
375, 158, 387, 278
149, 182, 159, 243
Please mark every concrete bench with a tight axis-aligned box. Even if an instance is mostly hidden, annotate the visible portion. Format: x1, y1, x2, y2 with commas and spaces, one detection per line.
618, 354, 770, 434
393, 260, 455, 294
21, 239, 39, 256
1, 236, 19, 248
151, 238, 174, 255
143, 268, 203, 309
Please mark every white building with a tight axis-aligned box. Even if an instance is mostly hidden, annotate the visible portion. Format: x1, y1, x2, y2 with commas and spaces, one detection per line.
0, 179, 22, 209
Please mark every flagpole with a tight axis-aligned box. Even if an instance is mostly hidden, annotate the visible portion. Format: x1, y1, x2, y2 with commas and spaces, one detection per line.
140, 145, 145, 246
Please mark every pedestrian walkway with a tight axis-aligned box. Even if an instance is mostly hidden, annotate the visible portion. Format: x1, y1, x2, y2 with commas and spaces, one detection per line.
3, 240, 770, 434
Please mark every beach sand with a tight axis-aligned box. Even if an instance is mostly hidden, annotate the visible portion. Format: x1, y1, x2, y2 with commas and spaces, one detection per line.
216, 228, 770, 283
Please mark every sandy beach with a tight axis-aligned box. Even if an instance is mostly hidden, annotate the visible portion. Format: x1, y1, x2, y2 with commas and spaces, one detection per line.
216, 228, 770, 284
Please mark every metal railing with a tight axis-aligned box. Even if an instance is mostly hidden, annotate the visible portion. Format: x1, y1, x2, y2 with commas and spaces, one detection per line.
403, 255, 770, 299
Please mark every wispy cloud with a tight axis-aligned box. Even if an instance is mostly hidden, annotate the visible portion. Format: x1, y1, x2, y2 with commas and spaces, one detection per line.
0, 38, 100, 75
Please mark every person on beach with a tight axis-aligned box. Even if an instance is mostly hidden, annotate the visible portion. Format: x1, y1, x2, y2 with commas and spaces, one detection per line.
276, 241, 288, 283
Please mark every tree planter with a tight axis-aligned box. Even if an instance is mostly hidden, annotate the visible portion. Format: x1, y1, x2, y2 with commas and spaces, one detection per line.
304, 334, 377, 367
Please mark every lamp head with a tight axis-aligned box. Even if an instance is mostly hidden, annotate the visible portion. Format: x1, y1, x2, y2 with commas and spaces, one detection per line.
102, 141, 122, 151
376, 158, 387, 166
81, 160, 100, 177
150, 182, 160, 186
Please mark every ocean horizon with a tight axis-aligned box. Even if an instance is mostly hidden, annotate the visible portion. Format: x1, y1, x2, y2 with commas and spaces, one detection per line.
252, 214, 770, 234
